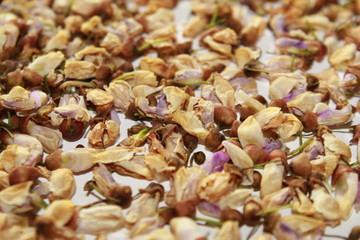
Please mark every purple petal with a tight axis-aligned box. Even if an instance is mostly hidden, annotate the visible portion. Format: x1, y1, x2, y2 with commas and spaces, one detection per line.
262, 139, 283, 154
283, 85, 306, 102
198, 200, 221, 217
202, 151, 230, 174
276, 37, 308, 49
155, 93, 168, 116
110, 107, 121, 126
273, 14, 287, 34
279, 223, 302, 240
175, 69, 202, 81
29, 90, 48, 108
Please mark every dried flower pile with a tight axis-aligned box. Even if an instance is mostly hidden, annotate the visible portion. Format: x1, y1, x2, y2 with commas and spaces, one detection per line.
1, 0, 360, 239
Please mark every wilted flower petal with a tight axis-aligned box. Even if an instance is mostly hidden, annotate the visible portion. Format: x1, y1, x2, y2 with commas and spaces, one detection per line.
321, 132, 352, 161
214, 221, 240, 240
48, 168, 76, 200
314, 103, 353, 126
222, 141, 253, 169
202, 151, 230, 174
237, 116, 266, 147
0, 181, 32, 213
44, 200, 75, 227
27, 51, 65, 77
261, 163, 284, 198
335, 172, 358, 219
170, 217, 206, 240
76, 205, 124, 235
173, 166, 205, 202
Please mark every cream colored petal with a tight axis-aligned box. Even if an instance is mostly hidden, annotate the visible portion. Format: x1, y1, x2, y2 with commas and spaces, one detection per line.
260, 163, 284, 198
335, 172, 358, 219
172, 110, 208, 139
237, 116, 265, 147
274, 113, 303, 140
214, 74, 235, 109
222, 141, 253, 169
235, 90, 265, 112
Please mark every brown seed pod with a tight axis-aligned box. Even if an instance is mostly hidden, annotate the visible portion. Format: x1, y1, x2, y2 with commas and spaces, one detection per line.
252, 171, 262, 191
230, 120, 241, 137
44, 149, 62, 171
174, 197, 200, 217
263, 212, 281, 233
244, 144, 267, 164
238, 106, 257, 121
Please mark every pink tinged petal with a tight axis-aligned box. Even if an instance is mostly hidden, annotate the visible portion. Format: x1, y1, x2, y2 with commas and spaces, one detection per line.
29, 90, 48, 108
262, 139, 283, 154
110, 107, 121, 126
202, 151, 230, 174
198, 200, 221, 217
276, 37, 308, 49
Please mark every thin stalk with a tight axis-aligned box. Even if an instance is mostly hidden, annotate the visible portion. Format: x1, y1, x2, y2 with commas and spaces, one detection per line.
0, 126, 14, 138
137, 38, 170, 52
350, 161, 360, 167
111, 72, 135, 82
195, 217, 222, 227
205, 5, 219, 29
299, 131, 303, 145
30, 198, 48, 209
135, 127, 152, 140
58, 81, 94, 90
323, 180, 334, 193
288, 137, 314, 156
322, 234, 347, 239
257, 203, 292, 216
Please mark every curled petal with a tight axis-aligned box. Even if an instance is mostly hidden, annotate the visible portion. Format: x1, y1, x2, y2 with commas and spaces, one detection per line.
197, 172, 235, 203
54, 105, 91, 122
28, 51, 65, 76
173, 166, 205, 202
275, 113, 303, 140
262, 187, 294, 210
322, 132, 352, 161
44, 200, 75, 227
314, 103, 353, 126
198, 200, 221, 218
48, 168, 76, 200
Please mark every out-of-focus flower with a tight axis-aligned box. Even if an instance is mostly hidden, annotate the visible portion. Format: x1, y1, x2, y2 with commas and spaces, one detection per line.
313, 103, 353, 126
273, 214, 326, 240
214, 221, 240, 240
48, 168, 76, 200
27, 51, 65, 77
260, 162, 284, 198
76, 205, 125, 235
0, 181, 32, 213
173, 166, 205, 202
237, 116, 266, 147
170, 217, 206, 240
44, 200, 75, 227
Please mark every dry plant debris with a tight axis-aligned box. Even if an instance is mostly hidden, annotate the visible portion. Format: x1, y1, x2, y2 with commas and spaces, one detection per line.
0, 0, 360, 239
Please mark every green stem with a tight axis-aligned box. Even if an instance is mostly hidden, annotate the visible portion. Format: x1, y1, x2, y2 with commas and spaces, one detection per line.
89, 182, 118, 202
257, 203, 292, 216
30, 198, 48, 209
135, 127, 152, 140
205, 5, 219, 29
323, 180, 334, 193
350, 161, 360, 167
137, 38, 170, 52
0, 126, 14, 138
288, 137, 314, 156
299, 131, 303, 146
196, 217, 222, 227
111, 72, 136, 82
290, 54, 296, 72
43, 76, 51, 94
247, 224, 260, 240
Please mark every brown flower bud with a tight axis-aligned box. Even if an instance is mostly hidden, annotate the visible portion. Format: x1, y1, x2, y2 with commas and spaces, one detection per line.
220, 209, 244, 226
107, 185, 132, 209
205, 128, 225, 152
297, 110, 318, 132
230, 120, 241, 137
243, 199, 262, 226
9, 166, 41, 185
348, 225, 360, 240
252, 171, 262, 191
174, 197, 200, 217
269, 99, 289, 113
244, 144, 267, 164
266, 149, 286, 164
289, 153, 312, 178
44, 149, 62, 171
96, 65, 112, 81
214, 105, 237, 127
238, 106, 257, 121
283, 176, 309, 194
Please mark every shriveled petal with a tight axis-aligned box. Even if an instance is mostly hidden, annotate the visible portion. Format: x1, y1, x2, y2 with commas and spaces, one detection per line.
262, 187, 294, 210
44, 200, 75, 227
335, 172, 358, 219
235, 90, 265, 112
314, 103, 353, 126
260, 163, 284, 198
274, 114, 303, 140
28, 51, 65, 76
329, 43, 356, 68
214, 221, 241, 240
77, 205, 124, 235
202, 151, 230, 174
214, 74, 235, 109
197, 172, 235, 203
218, 188, 253, 210
170, 217, 206, 240
311, 188, 342, 225
322, 133, 352, 161
48, 168, 76, 200
237, 116, 266, 147
274, 214, 326, 240
287, 91, 323, 114
222, 141, 253, 169
173, 166, 205, 201
172, 110, 208, 139
310, 155, 339, 179
292, 188, 316, 216
86, 89, 114, 106
54, 105, 91, 122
